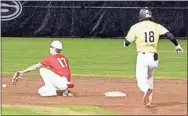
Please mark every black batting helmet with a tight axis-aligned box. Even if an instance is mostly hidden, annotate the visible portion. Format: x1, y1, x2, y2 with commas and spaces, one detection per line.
139, 7, 152, 21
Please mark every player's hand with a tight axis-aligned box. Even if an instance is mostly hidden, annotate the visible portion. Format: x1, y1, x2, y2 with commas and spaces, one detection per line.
12, 71, 24, 85
175, 44, 183, 53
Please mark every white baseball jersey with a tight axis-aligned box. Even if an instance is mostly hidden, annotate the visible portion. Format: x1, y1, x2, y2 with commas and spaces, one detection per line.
126, 20, 168, 102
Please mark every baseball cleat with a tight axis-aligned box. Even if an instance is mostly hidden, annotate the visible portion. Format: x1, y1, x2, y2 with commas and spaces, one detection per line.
56, 90, 73, 97
62, 90, 73, 97
142, 88, 152, 107
146, 95, 152, 107
145, 101, 151, 107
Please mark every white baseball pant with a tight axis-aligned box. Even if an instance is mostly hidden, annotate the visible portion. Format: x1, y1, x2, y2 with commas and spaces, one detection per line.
38, 68, 70, 96
136, 52, 158, 101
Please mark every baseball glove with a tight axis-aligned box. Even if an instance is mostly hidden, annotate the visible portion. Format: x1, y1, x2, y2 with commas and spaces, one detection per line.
12, 71, 23, 85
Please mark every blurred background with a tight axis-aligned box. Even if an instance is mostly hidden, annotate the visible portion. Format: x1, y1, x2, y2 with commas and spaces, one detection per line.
1, 1, 188, 38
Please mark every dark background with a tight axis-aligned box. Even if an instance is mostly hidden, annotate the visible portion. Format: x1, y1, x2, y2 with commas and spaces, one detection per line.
1, 1, 188, 38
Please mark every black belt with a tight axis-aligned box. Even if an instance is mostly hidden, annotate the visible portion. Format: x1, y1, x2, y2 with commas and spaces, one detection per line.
138, 52, 158, 60
139, 52, 146, 54
139, 52, 156, 54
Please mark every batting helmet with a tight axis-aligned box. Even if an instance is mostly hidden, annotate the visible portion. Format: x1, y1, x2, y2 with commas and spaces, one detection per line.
139, 7, 152, 21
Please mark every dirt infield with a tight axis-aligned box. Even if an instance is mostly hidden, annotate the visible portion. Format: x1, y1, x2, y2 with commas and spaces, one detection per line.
2, 76, 187, 115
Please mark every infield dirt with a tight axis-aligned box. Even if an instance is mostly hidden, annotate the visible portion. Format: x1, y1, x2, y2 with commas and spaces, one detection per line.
2, 76, 187, 115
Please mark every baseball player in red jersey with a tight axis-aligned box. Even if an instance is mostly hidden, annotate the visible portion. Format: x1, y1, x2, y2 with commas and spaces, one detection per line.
12, 40, 74, 97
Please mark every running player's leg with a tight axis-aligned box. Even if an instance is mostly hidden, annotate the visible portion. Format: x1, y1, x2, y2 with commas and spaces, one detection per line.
136, 53, 150, 93
136, 64, 150, 93
136, 53, 155, 106
147, 67, 155, 101
146, 59, 158, 106
136, 61, 152, 106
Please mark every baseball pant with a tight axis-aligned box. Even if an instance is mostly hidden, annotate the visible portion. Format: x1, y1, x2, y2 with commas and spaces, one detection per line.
136, 52, 158, 101
38, 68, 70, 96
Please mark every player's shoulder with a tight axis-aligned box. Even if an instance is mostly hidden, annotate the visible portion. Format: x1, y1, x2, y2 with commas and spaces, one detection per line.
59, 54, 69, 61
143, 20, 165, 28
129, 22, 139, 30
152, 21, 165, 27
58, 54, 64, 57
57, 54, 68, 58
131, 21, 149, 28
52, 54, 63, 58
41, 55, 52, 62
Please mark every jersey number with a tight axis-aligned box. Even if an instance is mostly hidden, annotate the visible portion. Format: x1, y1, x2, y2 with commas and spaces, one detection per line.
144, 31, 155, 43
57, 58, 68, 68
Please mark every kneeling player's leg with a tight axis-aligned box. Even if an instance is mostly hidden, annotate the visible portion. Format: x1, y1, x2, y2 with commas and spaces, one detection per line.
38, 85, 57, 96
39, 68, 62, 96
51, 76, 71, 96
40, 68, 69, 90
39, 68, 53, 86
51, 76, 69, 91
39, 68, 70, 96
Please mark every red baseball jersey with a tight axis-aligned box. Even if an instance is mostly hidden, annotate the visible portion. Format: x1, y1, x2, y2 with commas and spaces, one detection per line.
40, 54, 71, 81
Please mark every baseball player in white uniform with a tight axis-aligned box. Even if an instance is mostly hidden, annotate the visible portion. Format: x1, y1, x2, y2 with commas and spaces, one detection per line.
124, 8, 183, 107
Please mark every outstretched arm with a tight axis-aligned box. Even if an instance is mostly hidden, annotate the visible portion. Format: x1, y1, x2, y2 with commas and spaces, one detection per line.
165, 32, 178, 46
12, 63, 44, 85
21, 62, 43, 74
165, 32, 183, 52
158, 24, 183, 52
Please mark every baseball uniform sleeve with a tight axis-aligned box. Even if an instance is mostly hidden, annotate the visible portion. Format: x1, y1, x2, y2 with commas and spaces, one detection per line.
126, 26, 137, 43
40, 56, 51, 67
158, 24, 169, 35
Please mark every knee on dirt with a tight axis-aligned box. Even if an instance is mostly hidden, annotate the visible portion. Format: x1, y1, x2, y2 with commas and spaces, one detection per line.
38, 86, 57, 96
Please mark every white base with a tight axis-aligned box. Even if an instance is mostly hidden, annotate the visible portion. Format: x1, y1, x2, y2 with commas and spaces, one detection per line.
104, 91, 126, 97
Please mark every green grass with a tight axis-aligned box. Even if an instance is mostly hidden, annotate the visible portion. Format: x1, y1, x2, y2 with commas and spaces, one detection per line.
58, 105, 116, 115
2, 105, 116, 115
2, 37, 187, 79
2, 105, 43, 115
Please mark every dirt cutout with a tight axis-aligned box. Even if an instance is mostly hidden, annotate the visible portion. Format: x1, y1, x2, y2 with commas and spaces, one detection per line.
2, 76, 187, 115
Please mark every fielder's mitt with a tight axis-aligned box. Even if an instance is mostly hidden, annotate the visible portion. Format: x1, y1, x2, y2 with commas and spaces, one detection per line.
12, 71, 23, 85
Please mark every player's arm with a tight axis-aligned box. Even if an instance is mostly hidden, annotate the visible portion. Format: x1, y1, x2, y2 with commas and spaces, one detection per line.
18, 63, 44, 75
165, 32, 183, 52
22, 63, 44, 73
21, 56, 50, 74
12, 56, 49, 85
165, 32, 178, 46
159, 24, 183, 52
124, 26, 136, 47
12, 63, 44, 85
